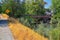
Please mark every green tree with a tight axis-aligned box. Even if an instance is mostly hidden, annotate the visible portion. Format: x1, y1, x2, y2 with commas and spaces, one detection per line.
2, 0, 25, 17
25, 0, 45, 15
0, 3, 2, 13
51, 0, 60, 17
21, 0, 46, 29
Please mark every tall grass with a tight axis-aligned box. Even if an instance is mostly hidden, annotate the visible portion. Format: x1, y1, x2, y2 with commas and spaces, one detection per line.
49, 27, 60, 40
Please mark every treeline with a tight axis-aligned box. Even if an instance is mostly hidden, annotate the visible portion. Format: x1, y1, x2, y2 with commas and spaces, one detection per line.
0, 0, 47, 28
0, 0, 45, 18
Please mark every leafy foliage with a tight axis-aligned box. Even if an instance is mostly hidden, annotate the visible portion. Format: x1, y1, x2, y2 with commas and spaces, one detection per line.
0, 4, 2, 13
25, 0, 45, 15
49, 27, 60, 40
51, 0, 60, 17
2, 0, 25, 17
1, 0, 60, 40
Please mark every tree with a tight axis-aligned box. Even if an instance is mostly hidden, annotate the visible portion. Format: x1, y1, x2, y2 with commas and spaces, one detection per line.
2, 0, 25, 17
25, 0, 45, 15
0, 3, 2, 13
22, 0, 46, 29
51, 0, 60, 17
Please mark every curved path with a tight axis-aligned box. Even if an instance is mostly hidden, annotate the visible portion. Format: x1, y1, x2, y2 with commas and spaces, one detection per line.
0, 24, 14, 40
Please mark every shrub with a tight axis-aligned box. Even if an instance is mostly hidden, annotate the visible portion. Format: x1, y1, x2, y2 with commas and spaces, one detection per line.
49, 27, 60, 40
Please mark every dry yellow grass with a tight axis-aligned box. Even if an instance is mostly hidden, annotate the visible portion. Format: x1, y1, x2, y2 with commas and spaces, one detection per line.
9, 18, 48, 40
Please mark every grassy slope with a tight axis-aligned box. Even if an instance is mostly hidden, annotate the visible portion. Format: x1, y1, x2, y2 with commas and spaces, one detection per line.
8, 18, 48, 40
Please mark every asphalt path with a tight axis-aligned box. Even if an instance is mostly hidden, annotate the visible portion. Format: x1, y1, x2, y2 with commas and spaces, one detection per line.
0, 20, 14, 40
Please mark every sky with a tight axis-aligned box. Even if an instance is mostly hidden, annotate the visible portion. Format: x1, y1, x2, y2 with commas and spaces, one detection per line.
0, 0, 1, 2
44, 0, 52, 8
0, 0, 51, 8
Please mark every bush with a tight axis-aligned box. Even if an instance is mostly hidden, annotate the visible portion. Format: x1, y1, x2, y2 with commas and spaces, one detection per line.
35, 23, 53, 37
49, 27, 60, 40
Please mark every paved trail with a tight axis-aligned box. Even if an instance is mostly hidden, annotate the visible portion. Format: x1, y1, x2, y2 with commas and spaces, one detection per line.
0, 24, 14, 40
